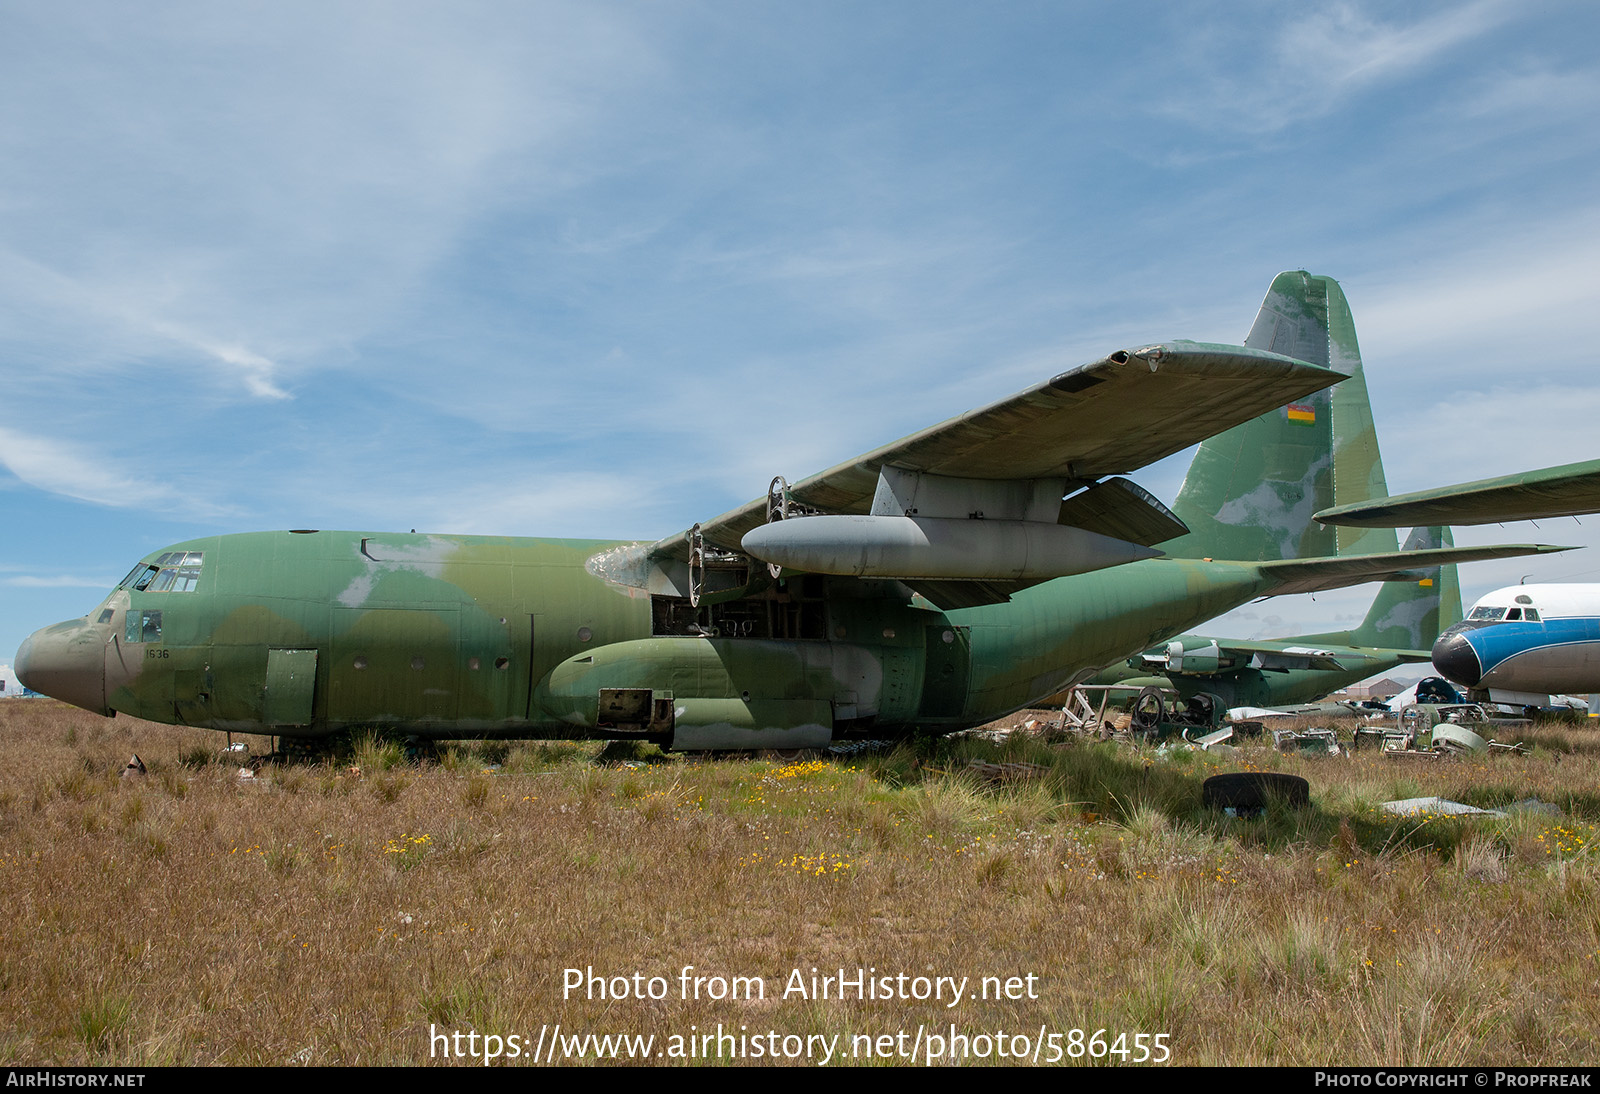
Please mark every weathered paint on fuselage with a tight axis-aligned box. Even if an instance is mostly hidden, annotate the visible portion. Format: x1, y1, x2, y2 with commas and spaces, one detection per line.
22, 529, 1281, 746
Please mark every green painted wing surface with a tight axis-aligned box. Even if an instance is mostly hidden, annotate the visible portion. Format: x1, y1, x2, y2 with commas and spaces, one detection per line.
651, 341, 1346, 559
1187, 639, 1428, 669
1196, 639, 1348, 671
1256, 543, 1573, 598
1315, 458, 1600, 528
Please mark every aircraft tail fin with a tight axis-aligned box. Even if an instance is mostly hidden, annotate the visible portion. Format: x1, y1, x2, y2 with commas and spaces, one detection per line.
1299, 526, 1462, 649
1166, 272, 1391, 561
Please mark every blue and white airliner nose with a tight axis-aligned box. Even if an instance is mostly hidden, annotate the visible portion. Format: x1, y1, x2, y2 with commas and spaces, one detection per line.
1433, 585, 1600, 700
1431, 625, 1483, 688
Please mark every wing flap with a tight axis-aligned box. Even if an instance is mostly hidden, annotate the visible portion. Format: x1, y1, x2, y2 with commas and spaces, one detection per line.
904, 579, 1043, 610
1057, 477, 1189, 547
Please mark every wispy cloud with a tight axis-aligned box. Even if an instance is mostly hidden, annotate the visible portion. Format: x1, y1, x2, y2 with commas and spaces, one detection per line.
1154, 0, 1516, 134
1279, 0, 1508, 90
144, 320, 289, 400
0, 426, 226, 517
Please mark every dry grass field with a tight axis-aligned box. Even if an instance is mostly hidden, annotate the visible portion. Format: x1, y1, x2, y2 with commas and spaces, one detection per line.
3, 698, 1600, 1066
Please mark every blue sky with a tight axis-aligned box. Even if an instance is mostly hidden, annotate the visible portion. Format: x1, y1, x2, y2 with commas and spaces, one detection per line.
4, 0, 1600, 665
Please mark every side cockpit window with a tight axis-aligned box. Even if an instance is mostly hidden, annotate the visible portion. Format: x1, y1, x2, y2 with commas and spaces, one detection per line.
120, 552, 203, 593
125, 610, 162, 644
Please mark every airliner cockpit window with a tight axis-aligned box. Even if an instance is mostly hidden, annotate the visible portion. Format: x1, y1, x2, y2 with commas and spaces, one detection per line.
120, 552, 203, 593
1524, 608, 1541, 622
1468, 606, 1506, 621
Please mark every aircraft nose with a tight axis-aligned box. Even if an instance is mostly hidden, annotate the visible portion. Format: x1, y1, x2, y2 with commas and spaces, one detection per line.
15, 618, 110, 715
1431, 629, 1483, 688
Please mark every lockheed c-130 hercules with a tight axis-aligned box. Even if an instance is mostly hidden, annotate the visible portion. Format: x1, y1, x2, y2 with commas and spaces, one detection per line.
14, 274, 1566, 750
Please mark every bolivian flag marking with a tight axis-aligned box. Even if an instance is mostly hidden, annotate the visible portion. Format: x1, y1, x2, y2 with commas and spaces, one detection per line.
1286, 403, 1315, 427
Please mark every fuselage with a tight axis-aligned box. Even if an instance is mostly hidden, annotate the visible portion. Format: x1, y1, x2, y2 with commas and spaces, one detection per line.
1431, 584, 1600, 700
16, 529, 1283, 748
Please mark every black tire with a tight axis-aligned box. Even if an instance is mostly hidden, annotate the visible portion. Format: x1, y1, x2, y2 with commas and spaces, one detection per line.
1131, 687, 1165, 731
1202, 772, 1310, 811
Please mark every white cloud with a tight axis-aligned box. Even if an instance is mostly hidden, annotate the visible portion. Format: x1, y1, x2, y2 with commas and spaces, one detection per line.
1278, 1, 1508, 91
1156, 0, 1516, 134
0, 426, 228, 518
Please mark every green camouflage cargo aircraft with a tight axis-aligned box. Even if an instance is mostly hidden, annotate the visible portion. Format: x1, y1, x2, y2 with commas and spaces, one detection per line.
1089, 273, 1463, 711
14, 275, 1564, 750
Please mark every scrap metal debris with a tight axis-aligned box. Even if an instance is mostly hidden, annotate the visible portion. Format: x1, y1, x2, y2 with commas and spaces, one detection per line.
965, 759, 1050, 783
1382, 796, 1560, 819
1273, 728, 1341, 756
1352, 704, 1532, 758
1382, 797, 1504, 818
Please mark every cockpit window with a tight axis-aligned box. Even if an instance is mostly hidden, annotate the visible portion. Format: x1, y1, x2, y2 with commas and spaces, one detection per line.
1524, 608, 1541, 622
1506, 608, 1522, 621
125, 610, 162, 644
1468, 606, 1505, 621
119, 552, 203, 593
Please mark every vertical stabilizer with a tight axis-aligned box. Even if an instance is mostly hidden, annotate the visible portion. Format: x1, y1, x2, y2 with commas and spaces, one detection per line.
1306, 526, 1461, 649
1325, 279, 1398, 558
1165, 272, 1394, 561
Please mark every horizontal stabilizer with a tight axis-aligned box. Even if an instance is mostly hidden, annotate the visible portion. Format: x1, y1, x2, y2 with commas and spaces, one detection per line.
1256, 544, 1573, 598
1315, 457, 1600, 528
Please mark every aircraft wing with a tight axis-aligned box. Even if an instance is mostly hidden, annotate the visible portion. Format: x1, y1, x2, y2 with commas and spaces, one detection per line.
1212, 641, 1346, 672
649, 341, 1344, 561
1255, 544, 1575, 598
1315, 458, 1600, 528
